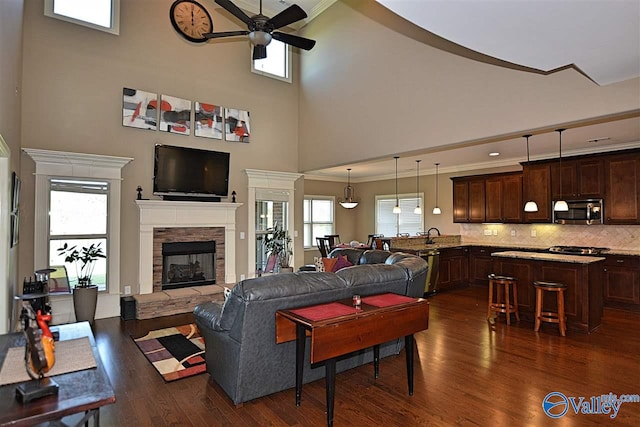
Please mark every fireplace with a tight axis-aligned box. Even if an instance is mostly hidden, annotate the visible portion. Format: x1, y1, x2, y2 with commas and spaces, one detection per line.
162, 241, 216, 290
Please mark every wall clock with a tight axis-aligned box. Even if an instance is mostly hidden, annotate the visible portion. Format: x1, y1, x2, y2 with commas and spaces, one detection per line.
169, 0, 213, 43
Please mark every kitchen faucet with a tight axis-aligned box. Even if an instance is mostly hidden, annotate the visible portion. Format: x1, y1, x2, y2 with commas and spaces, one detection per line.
425, 227, 441, 244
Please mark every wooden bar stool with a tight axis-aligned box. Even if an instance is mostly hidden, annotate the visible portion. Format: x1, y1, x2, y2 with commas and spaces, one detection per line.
487, 274, 519, 325
534, 281, 567, 336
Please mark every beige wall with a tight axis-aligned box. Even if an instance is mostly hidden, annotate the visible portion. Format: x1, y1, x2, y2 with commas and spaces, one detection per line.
0, 0, 24, 332
19, 0, 302, 293
298, 0, 640, 172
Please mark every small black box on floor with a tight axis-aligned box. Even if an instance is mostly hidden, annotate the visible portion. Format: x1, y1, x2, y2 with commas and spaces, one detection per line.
120, 296, 136, 320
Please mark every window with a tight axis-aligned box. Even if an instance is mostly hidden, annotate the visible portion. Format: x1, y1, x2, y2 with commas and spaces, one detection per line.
48, 179, 109, 291
375, 194, 423, 237
303, 196, 335, 248
251, 39, 291, 82
44, 0, 120, 35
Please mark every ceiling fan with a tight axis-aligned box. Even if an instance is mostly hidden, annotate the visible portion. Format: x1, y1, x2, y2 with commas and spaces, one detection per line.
204, 0, 316, 60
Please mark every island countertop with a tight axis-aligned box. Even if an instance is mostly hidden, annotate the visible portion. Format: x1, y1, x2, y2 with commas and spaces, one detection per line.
491, 250, 605, 264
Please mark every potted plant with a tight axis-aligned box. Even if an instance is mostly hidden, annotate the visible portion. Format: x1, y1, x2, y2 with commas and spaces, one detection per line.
57, 242, 106, 325
262, 223, 293, 273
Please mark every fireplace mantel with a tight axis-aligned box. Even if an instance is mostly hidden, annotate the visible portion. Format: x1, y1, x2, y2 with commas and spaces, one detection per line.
136, 200, 242, 294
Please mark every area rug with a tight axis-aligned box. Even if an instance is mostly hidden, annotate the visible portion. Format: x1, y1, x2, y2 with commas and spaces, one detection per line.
133, 324, 206, 382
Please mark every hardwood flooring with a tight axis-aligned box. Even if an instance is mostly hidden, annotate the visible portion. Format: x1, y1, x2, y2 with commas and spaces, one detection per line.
85, 286, 639, 426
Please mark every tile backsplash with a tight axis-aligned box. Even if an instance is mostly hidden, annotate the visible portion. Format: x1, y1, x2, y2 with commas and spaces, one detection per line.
460, 224, 640, 251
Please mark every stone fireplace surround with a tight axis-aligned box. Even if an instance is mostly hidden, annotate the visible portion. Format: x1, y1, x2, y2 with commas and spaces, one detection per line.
136, 200, 242, 295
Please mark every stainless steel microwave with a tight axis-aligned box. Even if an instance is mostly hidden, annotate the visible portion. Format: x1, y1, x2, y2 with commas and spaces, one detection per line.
552, 199, 603, 225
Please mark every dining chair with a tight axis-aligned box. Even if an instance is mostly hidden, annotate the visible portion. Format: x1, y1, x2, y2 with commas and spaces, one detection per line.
316, 237, 331, 257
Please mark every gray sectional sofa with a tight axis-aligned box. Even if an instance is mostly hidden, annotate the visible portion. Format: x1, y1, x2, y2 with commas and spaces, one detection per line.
193, 249, 428, 406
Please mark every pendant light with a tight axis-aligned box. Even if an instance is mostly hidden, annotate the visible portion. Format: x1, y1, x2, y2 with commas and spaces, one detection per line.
393, 156, 401, 214
432, 162, 442, 215
554, 129, 569, 212
338, 168, 359, 209
414, 160, 422, 214
523, 134, 539, 212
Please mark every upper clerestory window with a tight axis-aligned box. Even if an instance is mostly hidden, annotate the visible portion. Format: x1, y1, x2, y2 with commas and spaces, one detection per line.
44, 0, 120, 35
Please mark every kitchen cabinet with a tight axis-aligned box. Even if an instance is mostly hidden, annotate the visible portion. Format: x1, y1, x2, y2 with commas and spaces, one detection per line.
485, 173, 523, 223
551, 158, 604, 200
522, 163, 552, 223
604, 153, 640, 224
452, 177, 485, 223
438, 247, 469, 291
492, 253, 604, 333
603, 254, 640, 310
469, 246, 515, 286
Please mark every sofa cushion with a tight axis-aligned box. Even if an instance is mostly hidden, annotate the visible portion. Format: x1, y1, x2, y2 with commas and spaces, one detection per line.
328, 248, 366, 266
322, 257, 338, 272
240, 272, 347, 301
333, 254, 353, 272
336, 263, 407, 291
360, 250, 392, 265
314, 256, 326, 272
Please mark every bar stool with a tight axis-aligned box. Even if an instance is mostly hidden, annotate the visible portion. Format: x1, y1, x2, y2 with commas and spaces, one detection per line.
487, 274, 519, 325
534, 281, 567, 336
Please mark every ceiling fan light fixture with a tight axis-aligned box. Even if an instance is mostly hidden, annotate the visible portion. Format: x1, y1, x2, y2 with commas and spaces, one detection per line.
252, 44, 268, 60
248, 30, 272, 47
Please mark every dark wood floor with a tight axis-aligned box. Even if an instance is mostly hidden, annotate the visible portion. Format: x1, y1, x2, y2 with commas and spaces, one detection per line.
85, 286, 639, 426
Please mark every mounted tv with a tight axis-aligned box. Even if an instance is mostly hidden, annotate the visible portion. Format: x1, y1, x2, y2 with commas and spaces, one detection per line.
153, 144, 230, 201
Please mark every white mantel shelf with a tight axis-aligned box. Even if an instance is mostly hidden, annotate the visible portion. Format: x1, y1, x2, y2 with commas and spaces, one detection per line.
135, 200, 242, 294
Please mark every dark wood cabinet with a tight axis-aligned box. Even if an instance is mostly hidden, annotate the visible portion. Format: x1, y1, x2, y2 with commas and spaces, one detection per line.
522, 163, 552, 223
452, 177, 485, 223
603, 255, 640, 310
492, 256, 604, 332
485, 173, 523, 223
605, 153, 640, 224
438, 247, 469, 291
551, 158, 604, 200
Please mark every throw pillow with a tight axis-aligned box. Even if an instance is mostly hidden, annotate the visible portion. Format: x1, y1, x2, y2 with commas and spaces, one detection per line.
332, 254, 353, 272
314, 256, 325, 272
322, 257, 338, 273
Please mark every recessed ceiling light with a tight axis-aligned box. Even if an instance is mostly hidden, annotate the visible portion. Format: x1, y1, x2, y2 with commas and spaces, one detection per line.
489, 152, 500, 157
586, 137, 610, 143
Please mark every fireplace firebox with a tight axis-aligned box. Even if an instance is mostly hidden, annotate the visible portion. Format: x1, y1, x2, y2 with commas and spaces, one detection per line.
162, 241, 216, 290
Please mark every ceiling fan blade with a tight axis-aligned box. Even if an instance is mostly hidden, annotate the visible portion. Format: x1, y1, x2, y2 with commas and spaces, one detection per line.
215, 0, 253, 26
272, 32, 316, 51
267, 4, 307, 30
204, 30, 249, 39
253, 45, 267, 60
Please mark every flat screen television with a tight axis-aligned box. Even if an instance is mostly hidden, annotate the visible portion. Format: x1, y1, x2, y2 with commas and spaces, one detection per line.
153, 144, 230, 201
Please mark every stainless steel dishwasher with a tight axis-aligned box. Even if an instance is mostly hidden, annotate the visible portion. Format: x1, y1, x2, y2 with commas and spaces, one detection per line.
419, 248, 440, 296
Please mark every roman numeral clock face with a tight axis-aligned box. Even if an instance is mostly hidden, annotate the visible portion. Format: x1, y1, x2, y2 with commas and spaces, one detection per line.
170, 0, 213, 43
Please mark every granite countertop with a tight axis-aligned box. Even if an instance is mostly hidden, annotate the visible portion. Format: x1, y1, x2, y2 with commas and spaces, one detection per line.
390, 242, 640, 257
491, 251, 605, 264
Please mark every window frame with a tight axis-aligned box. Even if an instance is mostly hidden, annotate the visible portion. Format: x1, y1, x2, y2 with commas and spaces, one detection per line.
251, 39, 292, 83
375, 193, 424, 237
44, 0, 120, 35
303, 195, 335, 249
48, 178, 110, 291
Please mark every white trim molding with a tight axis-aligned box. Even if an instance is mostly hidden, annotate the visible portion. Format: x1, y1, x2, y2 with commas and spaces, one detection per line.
245, 169, 302, 277
135, 200, 242, 294
23, 148, 132, 323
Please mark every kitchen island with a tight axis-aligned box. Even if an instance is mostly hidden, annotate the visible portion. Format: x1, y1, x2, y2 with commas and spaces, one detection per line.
491, 251, 605, 333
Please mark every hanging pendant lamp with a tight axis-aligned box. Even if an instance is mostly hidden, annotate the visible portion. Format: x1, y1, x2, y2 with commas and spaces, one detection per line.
339, 168, 359, 209
393, 156, 401, 214
432, 162, 442, 215
414, 160, 422, 214
523, 134, 539, 213
554, 129, 569, 212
